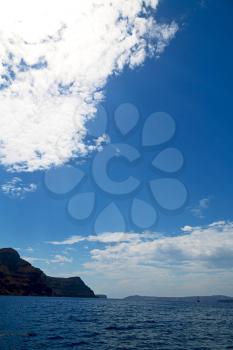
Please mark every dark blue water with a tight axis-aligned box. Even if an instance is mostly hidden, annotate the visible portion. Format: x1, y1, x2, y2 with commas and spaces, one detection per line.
0, 297, 233, 350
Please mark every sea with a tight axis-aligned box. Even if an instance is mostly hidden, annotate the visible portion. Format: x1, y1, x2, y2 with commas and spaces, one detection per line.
0, 296, 233, 350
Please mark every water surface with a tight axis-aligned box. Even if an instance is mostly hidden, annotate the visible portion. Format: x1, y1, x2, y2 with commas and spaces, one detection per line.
0, 296, 233, 349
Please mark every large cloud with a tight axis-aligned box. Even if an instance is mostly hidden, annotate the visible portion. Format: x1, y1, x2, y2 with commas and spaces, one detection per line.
84, 221, 233, 270
48, 221, 233, 269
0, 0, 177, 172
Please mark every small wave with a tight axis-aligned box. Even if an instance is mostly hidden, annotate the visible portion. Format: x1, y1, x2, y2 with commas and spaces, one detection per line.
68, 315, 99, 323
84, 332, 99, 338
66, 340, 89, 347
27, 332, 37, 337
47, 335, 64, 340
105, 325, 135, 331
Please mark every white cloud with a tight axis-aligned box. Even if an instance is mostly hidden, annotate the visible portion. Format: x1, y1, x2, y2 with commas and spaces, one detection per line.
0, 0, 177, 172
47, 235, 85, 245
75, 221, 233, 297
22, 254, 73, 265
47, 231, 157, 245
47, 222, 233, 271
25, 246, 34, 253
83, 222, 233, 272
22, 256, 49, 264
0, 177, 37, 199
181, 225, 193, 232
51, 254, 73, 264
190, 197, 212, 218
63, 247, 76, 254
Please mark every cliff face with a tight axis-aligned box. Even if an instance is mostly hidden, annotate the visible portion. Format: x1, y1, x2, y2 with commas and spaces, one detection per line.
0, 248, 95, 297
46, 277, 95, 297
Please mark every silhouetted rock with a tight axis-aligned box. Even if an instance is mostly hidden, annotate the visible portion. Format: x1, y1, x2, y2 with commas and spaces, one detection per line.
0, 248, 95, 297
96, 294, 108, 299
46, 276, 95, 297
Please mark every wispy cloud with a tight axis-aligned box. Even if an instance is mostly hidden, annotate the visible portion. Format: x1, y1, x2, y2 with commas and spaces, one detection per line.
22, 254, 73, 265
0, 1, 177, 172
47, 236, 84, 246
190, 197, 212, 218
51, 255, 73, 264
25, 246, 34, 253
0, 177, 37, 199
22, 256, 49, 264
47, 232, 158, 245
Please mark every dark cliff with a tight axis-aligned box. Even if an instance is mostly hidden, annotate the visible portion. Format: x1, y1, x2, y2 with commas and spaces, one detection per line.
0, 248, 95, 297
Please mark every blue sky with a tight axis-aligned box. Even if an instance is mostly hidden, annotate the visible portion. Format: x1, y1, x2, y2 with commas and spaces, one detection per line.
0, 0, 233, 297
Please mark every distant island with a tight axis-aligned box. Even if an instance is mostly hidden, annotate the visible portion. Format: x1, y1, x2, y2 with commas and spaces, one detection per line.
0, 248, 95, 297
124, 295, 233, 303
